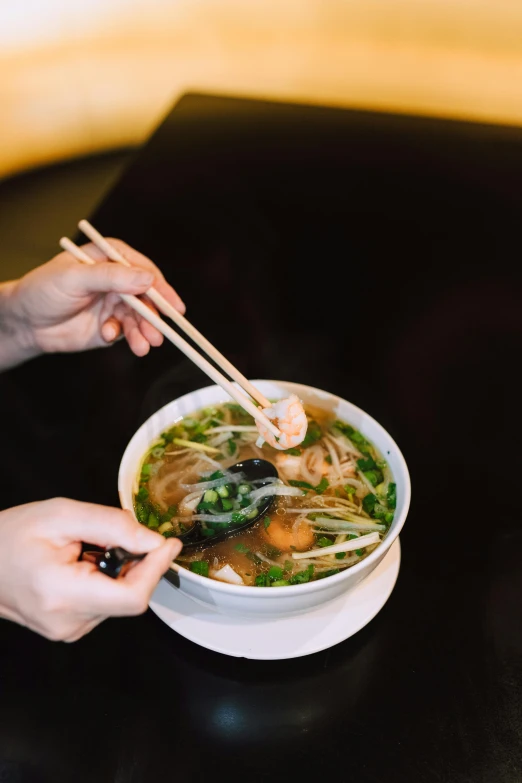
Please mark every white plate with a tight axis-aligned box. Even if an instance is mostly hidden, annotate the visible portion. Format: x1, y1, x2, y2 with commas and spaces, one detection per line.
150, 538, 401, 660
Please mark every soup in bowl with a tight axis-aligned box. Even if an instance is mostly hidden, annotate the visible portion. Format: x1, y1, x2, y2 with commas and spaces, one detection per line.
118, 381, 411, 618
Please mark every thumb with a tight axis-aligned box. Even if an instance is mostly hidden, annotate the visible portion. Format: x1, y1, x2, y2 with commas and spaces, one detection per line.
76, 261, 154, 296
41, 498, 165, 552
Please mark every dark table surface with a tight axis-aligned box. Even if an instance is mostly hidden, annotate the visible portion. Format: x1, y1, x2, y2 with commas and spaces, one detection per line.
1, 93, 522, 783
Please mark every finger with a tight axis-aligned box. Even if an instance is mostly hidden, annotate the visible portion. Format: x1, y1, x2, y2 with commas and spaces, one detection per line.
40, 498, 165, 552
101, 316, 122, 344
65, 258, 154, 297
81, 238, 186, 314
123, 538, 182, 592
137, 313, 164, 348
118, 295, 164, 348
119, 309, 150, 357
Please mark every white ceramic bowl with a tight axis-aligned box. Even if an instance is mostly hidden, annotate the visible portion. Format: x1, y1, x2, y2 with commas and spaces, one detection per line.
119, 380, 411, 619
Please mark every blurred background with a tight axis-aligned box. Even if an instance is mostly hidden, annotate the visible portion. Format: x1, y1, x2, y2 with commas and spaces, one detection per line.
2, 0, 522, 277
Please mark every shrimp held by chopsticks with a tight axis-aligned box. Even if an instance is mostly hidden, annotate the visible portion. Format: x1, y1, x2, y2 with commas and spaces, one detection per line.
255, 394, 308, 450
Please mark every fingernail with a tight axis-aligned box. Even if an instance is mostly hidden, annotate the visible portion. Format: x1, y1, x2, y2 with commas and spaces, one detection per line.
104, 323, 117, 341
133, 271, 154, 287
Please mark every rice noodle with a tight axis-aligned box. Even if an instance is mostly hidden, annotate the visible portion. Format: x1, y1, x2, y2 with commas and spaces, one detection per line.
248, 482, 304, 502
253, 551, 282, 567
163, 448, 192, 458
179, 491, 204, 515
292, 531, 380, 559
301, 444, 324, 486
204, 425, 258, 434
207, 432, 232, 448
292, 517, 305, 548
327, 430, 363, 458
182, 472, 245, 492
357, 470, 380, 496
323, 435, 343, 483
308, 517, 386, 532
169, 438, 221, 455
189, 484, 303, 524
196, 453, 224, 470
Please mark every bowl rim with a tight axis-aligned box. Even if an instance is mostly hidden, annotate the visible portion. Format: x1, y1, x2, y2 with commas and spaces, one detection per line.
118, 379, 411, 597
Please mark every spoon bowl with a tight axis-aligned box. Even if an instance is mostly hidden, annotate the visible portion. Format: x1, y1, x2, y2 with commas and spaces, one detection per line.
177, 458, 279, 549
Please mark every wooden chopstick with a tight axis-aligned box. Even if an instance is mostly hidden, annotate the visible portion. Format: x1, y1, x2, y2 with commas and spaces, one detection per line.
59, 237, 281, 440
77, 219, 271, 410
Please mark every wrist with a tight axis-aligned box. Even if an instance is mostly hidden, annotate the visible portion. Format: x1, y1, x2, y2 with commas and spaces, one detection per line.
0, 280, 40, 370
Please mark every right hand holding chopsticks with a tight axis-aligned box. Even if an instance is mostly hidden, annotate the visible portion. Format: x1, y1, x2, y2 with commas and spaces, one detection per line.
0, 239, 185, 365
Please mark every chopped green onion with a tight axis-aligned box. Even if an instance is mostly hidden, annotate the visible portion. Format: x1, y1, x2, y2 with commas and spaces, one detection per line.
301, 420, 322, 448
355, 549, 364, 557
151, 446, 165, 459
197, 500, 220, 512
140, 463, 152, 479
289, 564, 314, 584
255, 574, 270, 587
317, 536, 332, 547
208, 470, 224, 481
363, 469, 384, 486
285, 448, 301, 456
385, 512, 394, 525
221, 498, 234, 511
333, 421, 368, 447
264, 516, 271, 529
228, 439, 237, 456
217, 484, 230, 498
387, 482, 397, 510
289, 480, 315, 490
268, 566, 283, 581
283, 560, 293, 572
203, 489, 218, 504
190, 561, 209, 577
344, 485, 356, 496
335, 551, 346, 560
231, 512, 245, 523
325, 454, 332, 464
357, 455, 377, 471
315, 477, 329, 494
147, 512, 159, 529
234, 543, 250, 553
201, 528, 216, 537
316, 568, 340, 579
136, 486, 149, 502
237, 483, 251, 495
270, 580, 290, 587
362, 493, 377, 515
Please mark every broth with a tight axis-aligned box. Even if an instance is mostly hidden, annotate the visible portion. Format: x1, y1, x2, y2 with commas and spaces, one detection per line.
134, 402, 396, 587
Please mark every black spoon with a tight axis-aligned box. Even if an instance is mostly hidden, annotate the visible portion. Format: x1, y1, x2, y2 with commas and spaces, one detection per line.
85, 458, 279, 576
176, 458, 279, 549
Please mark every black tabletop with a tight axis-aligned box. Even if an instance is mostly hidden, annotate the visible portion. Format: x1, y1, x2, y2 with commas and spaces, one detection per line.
1, 93, 522, 783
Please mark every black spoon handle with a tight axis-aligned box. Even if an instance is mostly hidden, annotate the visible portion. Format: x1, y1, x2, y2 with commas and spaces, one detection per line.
82, 547, 146, 579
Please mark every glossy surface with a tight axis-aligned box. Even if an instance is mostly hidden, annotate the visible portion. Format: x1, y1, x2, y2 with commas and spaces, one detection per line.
1, 94, 522, 781
176, 458, 279, 548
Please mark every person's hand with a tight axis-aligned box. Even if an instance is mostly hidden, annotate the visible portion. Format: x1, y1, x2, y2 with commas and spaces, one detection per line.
0, 498, 181, 642
0, 239, 185, 365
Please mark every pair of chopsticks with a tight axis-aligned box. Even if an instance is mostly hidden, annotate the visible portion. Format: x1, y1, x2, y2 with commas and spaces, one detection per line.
59, 221, 281, 440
